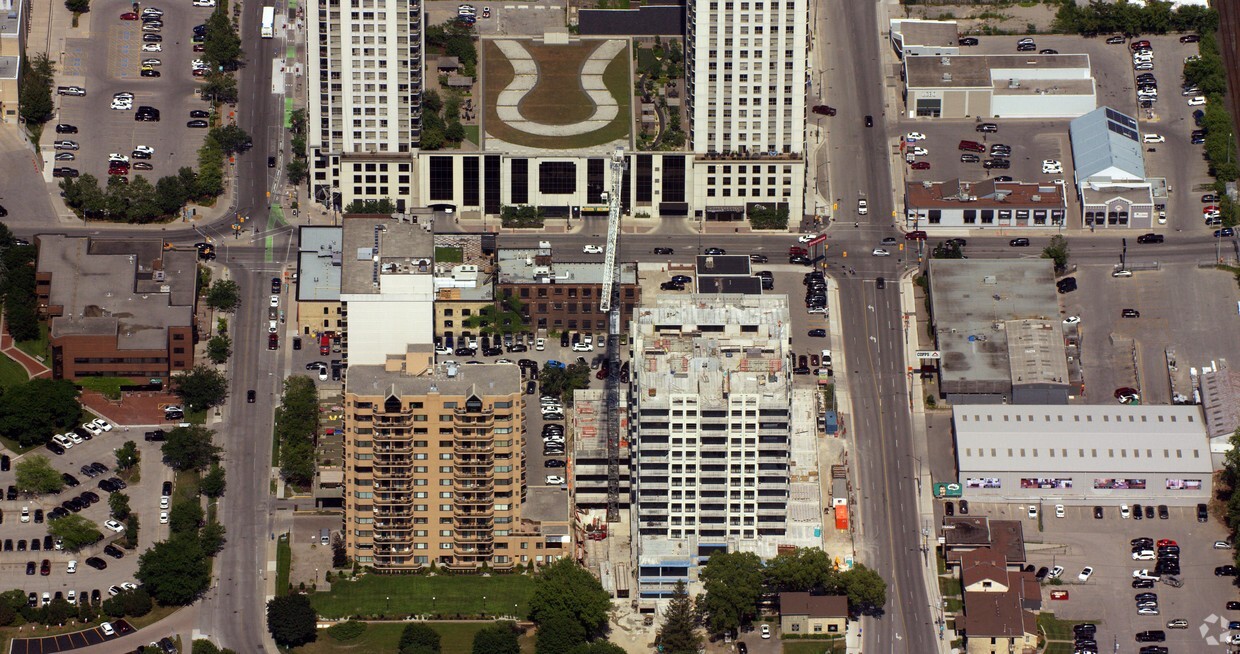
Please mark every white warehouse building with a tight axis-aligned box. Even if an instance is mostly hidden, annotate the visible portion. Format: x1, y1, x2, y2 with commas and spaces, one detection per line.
903, 54, 1096, 119
953, 405, 1212, 505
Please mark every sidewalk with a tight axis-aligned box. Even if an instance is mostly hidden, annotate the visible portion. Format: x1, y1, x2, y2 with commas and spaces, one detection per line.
0, 316, 51, 380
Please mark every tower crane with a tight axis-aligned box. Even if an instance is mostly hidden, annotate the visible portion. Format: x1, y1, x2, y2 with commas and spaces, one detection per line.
599, 147, 626, 522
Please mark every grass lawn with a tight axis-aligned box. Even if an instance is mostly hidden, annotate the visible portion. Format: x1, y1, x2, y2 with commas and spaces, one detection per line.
938, 576, 961, 597
1037, 613, 1098, 641
783, 639, 846, 654
310, 573, 535, 619
464, 124, 480, 145
173, 469, 201, 504
0, 351, 30, 388
292, 621, 533, 654
76, 376, 138, 400
15, 324, 50, 364
276, 534, 292, 597
483, 39, 630, 150
1043, 643, 1076, 654
435, 246, 464, 263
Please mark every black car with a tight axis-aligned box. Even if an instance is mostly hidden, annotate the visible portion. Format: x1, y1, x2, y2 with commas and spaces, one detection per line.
109, 477, 127, 490
865, 115, 873, 127
704, 247, 726, 255
49, 507, 68, 521
1199, 503, 1209, 522
55, 123, 79, 134
958, 37, 979, 46
247, 390, 256, 403
982, 158, 1011, 169
1138, 647, 1168, 654
545, 459, 565, 468
1133, 503, 1144, 519
33, 509, 43, 523
85, 557, 107, 570
0, 455, 8, 471
1136, 233, 1164, 244
141, 69, 161, 77
187, 119, 209, 128
51, 167, 79, 178
104, 544, 124, 559
1144, 505, 1155, 519
5, 485, 15, 500
958, 500, 968, 515
659, 281, 684, 291
25, 561, 35, 575
1132, 578, 1154, 589
145, 429, 166, 442
1073, 624, 1096, 637
1122, 308, 1140, 318
45, 441, 65, 455
68, 498, 86, 512
749, 253, 768, 263
62, 473, 80, 487
81, 491, 99, 504
525, 380, 536, 395
268, 156, 276, 168
98, 478, 117, 492
189, 109, 210, 118
42, 535, 53, 550
162, 481, 173, 496
808, 329, 826, 338
653, 247, 674, 255
1216, 565, 1238, 576
1056, 277, 1077, 294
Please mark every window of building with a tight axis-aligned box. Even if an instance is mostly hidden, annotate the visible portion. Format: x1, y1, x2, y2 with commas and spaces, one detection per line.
428, 156, 453, 201
539, 161, 577, 194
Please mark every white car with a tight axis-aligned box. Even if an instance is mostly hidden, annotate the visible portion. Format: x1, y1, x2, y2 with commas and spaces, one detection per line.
857, 199, 868, 215
101, 622, 115, 636
535, 338, 545, 351
83, 422, 103, 435
104, 519, 126, 533
159, 511, 169, 524
1121, 504, 1131, 518
905, 132, 926, 142
1138, 606, 1160, 616
92, 418, 113, 432
570, 342, 594, 352
159, 496, 169, 510
1187, 95, 1206, 106
141, 43, 162, 52
911, 147, 929, 157
133, 145, 155, 155
582, 245, 603, 254
20, 507, 29, 523
434, 345, 451, 355
191, 0, 216, 5
544, 475, 565, 485
1048, 566, 1064, 579
142, 58, 162, 66
1055, 504, 1065, 518
797, 234, 817, 243
110, 100, 134, 110
270, 295, 280, 307
1214, 541, 1233, 549
52, 434, 74, 449
1134, 62, 1154, 71
108, 153, 130, 163
1077, 567, 1093, 582
761, 624, 771, 640
1133, 550, 1155, 560
871, 248, 890, 257
1133, 569, 1159, 580
65, 431, 83, 444
1041, 160, 1063, 174
1027, 505, 1038, 519
317, 368, 328, 381
1111, 269, 1133, 278
1062, 316, 1080, 325
1142, 134, 1165, 143
67, 560, 77, 574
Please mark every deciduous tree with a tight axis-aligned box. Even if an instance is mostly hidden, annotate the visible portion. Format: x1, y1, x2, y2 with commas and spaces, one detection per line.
172, 365, 229, 412
266, 594, 318, 647
16, 455, 65, 494
161, 425, 220, 471
472, 623, 520, 654
115, 441, 140, 471
48, 514, 102, 550
136, 532, 211, 605
698, 551, 764, 635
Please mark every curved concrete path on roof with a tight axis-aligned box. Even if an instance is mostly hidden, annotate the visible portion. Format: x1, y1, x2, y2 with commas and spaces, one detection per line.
493, 39, 625, 137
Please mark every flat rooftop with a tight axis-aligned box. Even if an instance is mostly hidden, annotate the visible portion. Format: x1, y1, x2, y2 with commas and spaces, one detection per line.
907, 179, 1067, 210
0, 56, 17, 80
297, 227, 342, 303
898, 20, 959, 48
906, 53, 1091, 89
954, 404, 1212, 475
1005, 320, 1070, 387
0, 0, 22, 41
928, 259, 1061, 391
345, 361, 522, 398
1080, 183, 1153, 206
497, 249, 637, 285
35, 235, 195, 350
694, 255, 751, 276
633, 294, 790, 403
340, 214, 434, 295
697, 276, 763, 294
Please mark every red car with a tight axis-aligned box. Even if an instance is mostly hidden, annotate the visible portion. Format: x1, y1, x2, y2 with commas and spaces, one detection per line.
120, 12, 138, 19
268, 333, 279, 350
192, 69, 207, 77
905, 230, 927, 240
910, 161, 931, 170
1157, 539, 1177, 548
193, 44, 205, 52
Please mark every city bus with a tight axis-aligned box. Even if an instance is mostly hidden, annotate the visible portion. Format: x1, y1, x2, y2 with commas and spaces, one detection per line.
260, 6, 275, 38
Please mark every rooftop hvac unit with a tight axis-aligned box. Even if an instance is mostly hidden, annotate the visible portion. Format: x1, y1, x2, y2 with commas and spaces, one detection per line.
1031, 195, 1041, 202
942, 72, 952, 82
1008, 79, 1020, 88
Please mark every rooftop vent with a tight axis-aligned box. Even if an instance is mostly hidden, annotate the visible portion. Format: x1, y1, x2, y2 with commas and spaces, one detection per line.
1008, 79, 1020, 89
942, 72, 952, 82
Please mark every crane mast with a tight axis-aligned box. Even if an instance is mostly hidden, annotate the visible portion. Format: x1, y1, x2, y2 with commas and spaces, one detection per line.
601, 148, 626, 522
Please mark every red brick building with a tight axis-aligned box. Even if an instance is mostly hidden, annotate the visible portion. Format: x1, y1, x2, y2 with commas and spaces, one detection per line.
34, 235, 198, 381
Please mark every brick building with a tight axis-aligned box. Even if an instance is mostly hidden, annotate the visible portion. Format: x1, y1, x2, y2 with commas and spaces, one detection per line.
34, 235, 197, 381
496, 246, 639, 335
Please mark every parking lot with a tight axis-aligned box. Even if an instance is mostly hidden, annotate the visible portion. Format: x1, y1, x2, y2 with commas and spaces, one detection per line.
52, 0, 218, 182
897, 32, 1214, 235
426, 0, 565, 37
1058, 261, 1240, 405
967, 501, 1238, 651
0, 422, 171, 609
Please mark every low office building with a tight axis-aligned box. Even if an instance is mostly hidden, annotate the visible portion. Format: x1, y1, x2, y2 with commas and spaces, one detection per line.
953, 404, 1213, 505
889, 19, 959, 59
496, 245, 639, 335
0, 0, 25, 124
905, 179, 1068, 230
1200, 367, 1240, 444
1070, 106, 1155, 229
694, 254, 764, 295
927, 259, 1073, 404
34, 235, 197, 381
432, 233, 498, 346
339, 214, 436, 366
903, 53, 1096, 119
295, 226, 344, 337
942, 517, 1027, 567
778, 593, 848, 637
341, 351, 560, 570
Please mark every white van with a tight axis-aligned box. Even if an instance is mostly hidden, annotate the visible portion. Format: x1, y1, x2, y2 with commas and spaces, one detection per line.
1142, 133, 1165, 143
